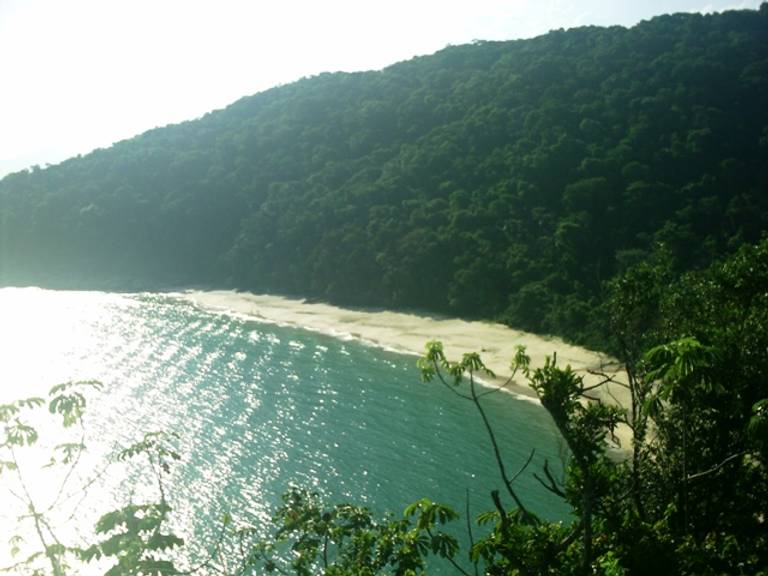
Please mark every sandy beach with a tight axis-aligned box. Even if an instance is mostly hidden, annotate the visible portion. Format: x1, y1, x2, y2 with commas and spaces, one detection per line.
181, 290, 632, 445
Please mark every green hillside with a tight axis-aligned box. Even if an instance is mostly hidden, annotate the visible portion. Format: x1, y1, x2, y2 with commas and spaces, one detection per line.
1, 5, 767, 348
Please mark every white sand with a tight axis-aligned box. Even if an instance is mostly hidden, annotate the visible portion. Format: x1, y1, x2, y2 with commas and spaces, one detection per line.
181, 290, 632, 446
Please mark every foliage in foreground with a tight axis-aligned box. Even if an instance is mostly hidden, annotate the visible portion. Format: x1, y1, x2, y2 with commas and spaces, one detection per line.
2, 240, 767, 575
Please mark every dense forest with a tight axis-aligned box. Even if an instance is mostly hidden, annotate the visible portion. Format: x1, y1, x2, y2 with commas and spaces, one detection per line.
2, 5, 768, 574
1, 5, 767, 351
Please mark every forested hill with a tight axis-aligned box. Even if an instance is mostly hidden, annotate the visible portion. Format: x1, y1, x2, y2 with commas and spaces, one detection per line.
1, 5, 767, 347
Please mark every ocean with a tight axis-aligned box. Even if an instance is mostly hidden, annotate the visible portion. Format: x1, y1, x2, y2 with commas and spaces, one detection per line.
0, 287, 568, 573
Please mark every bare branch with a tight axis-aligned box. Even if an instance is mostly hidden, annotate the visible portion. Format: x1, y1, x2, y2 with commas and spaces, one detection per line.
177, 517, 232, 576
686, 451, 746, 482
432, 359, 473, 400
556, 519, 583, 551
47, 421, 87, 513
585, 370, 630, 390
476, 361, 524, 399
509, 449, 536, 484
476, 375, 517, 398
62, 460, 114, 523
465, 489, 479, 576
490, 489, 508, 528
604, 387, 624, 409
532, 459, 566, 499
468, 371, 537, 524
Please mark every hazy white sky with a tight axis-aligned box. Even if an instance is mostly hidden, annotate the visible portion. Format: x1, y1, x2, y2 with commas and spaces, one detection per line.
0, 0, 762, 178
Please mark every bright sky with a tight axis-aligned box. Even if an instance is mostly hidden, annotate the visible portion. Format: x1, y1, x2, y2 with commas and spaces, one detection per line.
0, 0, 762, 178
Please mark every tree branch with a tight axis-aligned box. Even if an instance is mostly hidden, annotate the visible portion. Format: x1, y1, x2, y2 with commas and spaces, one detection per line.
533, 459, 566, 499
686, 451, 745, 482
465, 489, 479, 576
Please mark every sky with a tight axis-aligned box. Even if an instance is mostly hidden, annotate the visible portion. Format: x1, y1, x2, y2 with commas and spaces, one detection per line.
0, 0, 762, 178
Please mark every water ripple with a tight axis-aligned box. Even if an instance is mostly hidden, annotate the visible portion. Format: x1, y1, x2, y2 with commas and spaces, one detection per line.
0, 288, 568, 574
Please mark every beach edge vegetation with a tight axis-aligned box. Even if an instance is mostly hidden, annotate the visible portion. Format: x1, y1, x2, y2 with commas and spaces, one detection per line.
2, 239, 766, 575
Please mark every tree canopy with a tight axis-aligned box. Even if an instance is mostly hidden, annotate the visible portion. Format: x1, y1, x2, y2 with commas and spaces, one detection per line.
1, 4, 767, 350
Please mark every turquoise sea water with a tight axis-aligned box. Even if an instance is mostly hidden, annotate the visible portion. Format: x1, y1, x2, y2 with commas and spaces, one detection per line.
0, 288, 568, 573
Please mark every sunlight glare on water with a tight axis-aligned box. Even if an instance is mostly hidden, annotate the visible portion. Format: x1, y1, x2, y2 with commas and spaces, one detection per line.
0, 287, 568, 574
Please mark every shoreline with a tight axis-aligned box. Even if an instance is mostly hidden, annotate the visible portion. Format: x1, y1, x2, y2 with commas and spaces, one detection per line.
179, 291, 631, 426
